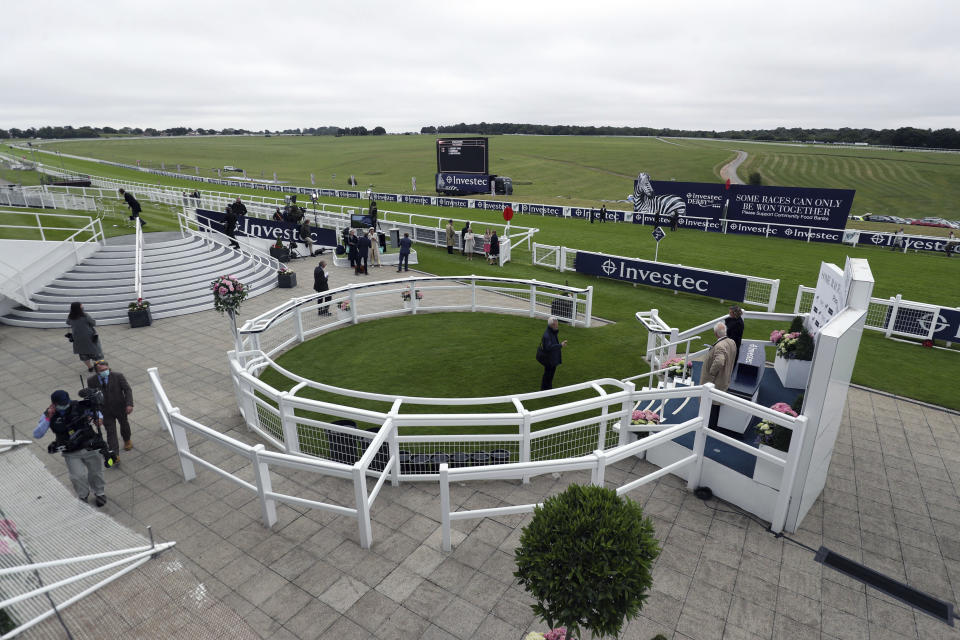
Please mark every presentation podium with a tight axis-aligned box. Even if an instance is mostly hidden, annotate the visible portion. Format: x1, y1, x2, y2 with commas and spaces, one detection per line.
716, 340, 764, 433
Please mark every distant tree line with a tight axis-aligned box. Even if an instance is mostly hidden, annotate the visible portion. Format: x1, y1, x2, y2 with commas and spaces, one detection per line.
420, 123, 960, 150
0, 125, 388, 139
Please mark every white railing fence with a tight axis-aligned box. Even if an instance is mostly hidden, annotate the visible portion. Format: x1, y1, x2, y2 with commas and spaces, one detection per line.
0, 210, 105, 308
177, 211, 281, 272
0, 186, 96, 211
794, 286, 957, 345
148, 368, 392, 549
532, 243, 780, 311
133, 214, 143, 301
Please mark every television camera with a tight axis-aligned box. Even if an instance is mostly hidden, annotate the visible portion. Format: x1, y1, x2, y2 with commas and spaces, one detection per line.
45, 384, 115, 468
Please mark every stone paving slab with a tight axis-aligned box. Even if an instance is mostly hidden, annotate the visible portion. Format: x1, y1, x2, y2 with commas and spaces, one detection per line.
2, 257, 960, 639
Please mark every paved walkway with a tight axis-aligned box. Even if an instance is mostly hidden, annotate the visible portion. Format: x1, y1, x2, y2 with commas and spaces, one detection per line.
720, 151, 748, 185
2, 257, 959, 640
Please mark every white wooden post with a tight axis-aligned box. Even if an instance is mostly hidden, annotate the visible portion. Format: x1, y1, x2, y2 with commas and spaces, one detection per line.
592, 450, 606, 486
278, 392, 300, 454
687, 384, 714, 492
585, 286, 593, 328
770, 416, 807, 533
471, 278, 477, 312
168, 409, 196, 482
294, 307, 304, 343
349, 290, 358, 324
885, 295, 901, 338
353, 466, 372, 549
529, 284, 537, 318
251, 445, 277, 527
767, 279, 780, 313
440, 463, 451, 551
619, 382, 636, 447
520, 407, 532, 484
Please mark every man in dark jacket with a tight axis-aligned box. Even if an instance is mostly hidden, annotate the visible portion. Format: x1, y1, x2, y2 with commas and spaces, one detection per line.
724, 305, 744, 360
118, 188, 146, 227
398, 232, 412, 272
356, 231, 370, 274
87, 360, 134, 463
313, 260, 330, 315
539, 317, 568, 390
223, 205, 240, 249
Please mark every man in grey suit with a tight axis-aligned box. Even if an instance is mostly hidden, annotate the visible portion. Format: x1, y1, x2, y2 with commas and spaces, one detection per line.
700, 322, 738, 428
87, 360, 134, 463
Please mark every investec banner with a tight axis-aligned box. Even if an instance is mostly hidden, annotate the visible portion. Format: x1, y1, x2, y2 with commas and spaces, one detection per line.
883, 305, 960, 341
648, 181, 725, 221
196, 209, 338, 246
570, 207, 628, 222
519, 203, 564, 217
849, 230, 957, 254
575, 251, 748, 301
435, 172, 490, 196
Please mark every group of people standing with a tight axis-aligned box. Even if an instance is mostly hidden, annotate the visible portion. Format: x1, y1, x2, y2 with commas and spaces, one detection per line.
37, 303, 138, 507
344, 227, 384, 274
445, 220, 500, 265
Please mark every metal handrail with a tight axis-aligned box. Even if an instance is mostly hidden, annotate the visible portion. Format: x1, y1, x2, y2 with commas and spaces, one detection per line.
134, 215, 143, 302
177, 212, 281, 272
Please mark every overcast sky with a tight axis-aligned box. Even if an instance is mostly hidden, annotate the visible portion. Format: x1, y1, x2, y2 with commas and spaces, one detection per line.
3, 0, 958, 132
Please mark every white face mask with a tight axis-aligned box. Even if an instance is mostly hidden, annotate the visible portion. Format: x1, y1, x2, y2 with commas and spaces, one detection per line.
99, 369, 110, 377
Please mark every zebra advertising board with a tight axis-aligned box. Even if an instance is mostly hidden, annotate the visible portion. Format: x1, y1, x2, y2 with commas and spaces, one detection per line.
636, 178, 725, 223
574, 250, 748, 301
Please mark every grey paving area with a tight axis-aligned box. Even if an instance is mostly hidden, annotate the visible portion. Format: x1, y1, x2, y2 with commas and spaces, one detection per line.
2, 257, 959, 640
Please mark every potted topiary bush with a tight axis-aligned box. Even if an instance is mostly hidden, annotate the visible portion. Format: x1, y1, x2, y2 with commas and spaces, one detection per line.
515, 484, 660, 639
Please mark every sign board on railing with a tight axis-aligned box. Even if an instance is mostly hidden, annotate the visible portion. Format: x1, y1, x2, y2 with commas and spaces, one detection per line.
574, 250, 748, 301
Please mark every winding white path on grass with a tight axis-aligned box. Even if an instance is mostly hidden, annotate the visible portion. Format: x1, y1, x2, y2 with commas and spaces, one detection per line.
720, 149, 748, 184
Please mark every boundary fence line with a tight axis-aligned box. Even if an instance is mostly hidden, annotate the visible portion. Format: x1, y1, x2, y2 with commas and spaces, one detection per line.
532, 243, 780, 311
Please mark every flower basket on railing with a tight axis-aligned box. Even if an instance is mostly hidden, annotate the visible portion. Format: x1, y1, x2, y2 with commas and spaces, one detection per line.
211, 275, 248, 314
337, 300, 351, 319
771, 317, 814, 388
127, 299, 152, 328
662, 357, 693, 381
277, 266, 296, 288
752, 402, 798, 490
630, 409, 660, 439
401, 289, 423, 308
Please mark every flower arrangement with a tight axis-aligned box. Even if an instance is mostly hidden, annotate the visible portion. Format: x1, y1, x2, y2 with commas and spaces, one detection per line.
662, 357, 693, 378
278, 265, 293, 275
401, 289, 423, 302
631, 410, 660, 426
128, 298, 150, 312
210, 274, 248, 314
524, 628, 568, 640
755, 402, 798, 451
770, 316, 814, 360
338, 300, 351, 312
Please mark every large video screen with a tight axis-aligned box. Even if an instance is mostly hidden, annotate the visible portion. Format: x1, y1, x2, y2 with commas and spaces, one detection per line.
436, 138, 488, 174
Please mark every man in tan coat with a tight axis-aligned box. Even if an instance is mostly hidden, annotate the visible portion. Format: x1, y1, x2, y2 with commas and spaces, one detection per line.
445, 219, 455, 254
701, 322, 738, 391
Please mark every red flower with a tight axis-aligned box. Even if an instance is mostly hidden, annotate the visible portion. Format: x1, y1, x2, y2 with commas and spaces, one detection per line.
922, 340, 934, 348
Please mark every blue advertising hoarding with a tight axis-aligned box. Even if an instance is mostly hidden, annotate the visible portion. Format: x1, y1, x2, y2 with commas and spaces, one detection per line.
196, 209, 338, 246
473, 199, 512, 212
574, 251, 748, 301
645, 180, 726, 221
849, 230, 958, 254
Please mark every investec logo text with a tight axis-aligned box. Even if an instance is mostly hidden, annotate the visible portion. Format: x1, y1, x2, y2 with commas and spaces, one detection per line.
444, 175, 487, 186
601, 258, 710, 293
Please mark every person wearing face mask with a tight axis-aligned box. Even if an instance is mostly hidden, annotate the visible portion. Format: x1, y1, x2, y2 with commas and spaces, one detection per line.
34, 390, 108, 506
87, 360, 134, 464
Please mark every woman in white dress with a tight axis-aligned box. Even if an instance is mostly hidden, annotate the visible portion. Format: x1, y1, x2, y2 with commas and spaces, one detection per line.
463, 225, 475, 260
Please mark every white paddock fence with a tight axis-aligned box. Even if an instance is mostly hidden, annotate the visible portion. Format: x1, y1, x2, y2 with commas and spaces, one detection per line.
532, 243, 781, 311
146, 276, 811, 549
794, 286, 958, 346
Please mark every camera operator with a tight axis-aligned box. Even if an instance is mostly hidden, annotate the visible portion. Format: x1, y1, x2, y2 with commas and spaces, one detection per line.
33, 390, 109, 507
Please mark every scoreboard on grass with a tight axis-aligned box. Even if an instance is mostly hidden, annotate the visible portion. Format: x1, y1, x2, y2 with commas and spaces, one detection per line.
436, 138, 488, 175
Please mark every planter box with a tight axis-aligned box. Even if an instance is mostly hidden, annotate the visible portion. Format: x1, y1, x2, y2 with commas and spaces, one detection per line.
753, 443, 785, 490
774, 354, 811, 389
277, 272, 297, 288
128, 308, 152, 328
269, 246, 290, 262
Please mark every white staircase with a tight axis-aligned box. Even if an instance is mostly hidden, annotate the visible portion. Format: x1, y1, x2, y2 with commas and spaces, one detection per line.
0, 232, 277, 327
